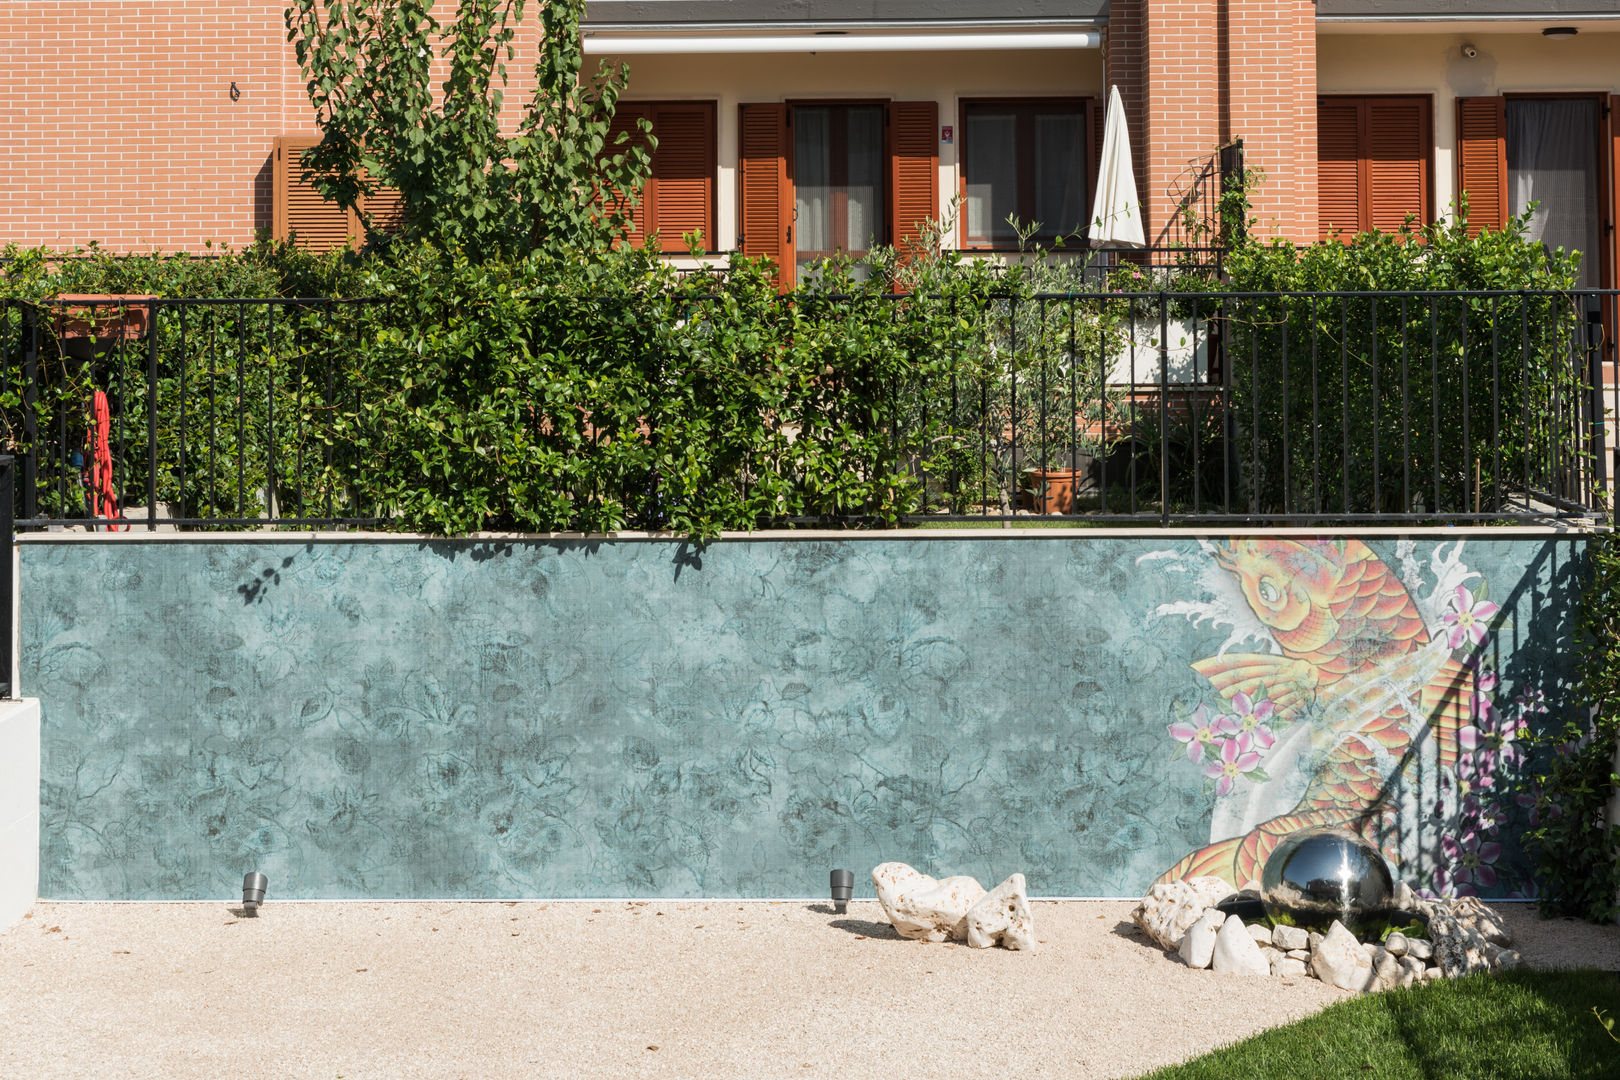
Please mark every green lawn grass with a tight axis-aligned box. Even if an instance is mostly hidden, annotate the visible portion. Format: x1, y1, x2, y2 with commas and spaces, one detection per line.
1133, 970, 1620, 1080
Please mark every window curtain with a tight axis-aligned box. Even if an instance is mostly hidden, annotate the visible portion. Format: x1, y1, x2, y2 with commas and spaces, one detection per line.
965, 112, 1017, 242
845, 107, 884, 251
1506, 98, 1601, 288
1035, 114, 1087, 239
794, 107, 831, 256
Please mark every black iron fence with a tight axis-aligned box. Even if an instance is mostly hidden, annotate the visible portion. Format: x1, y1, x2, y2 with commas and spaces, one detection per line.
0, 289, 1613, 533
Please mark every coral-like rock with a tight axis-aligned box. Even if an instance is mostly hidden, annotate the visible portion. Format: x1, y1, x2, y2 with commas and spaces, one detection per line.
964, 873, 1034, 951
872, 863, 985, 942
1131, 876, 1235, 951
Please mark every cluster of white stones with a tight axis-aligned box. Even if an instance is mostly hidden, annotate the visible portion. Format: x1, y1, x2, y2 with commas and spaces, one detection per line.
871, 862, 1035, 950
1131, 876, 1519, 991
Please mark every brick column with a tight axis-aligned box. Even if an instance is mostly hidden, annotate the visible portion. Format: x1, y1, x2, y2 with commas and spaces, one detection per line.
1222, 0, 1318, 242
1105, 0, 1317, 246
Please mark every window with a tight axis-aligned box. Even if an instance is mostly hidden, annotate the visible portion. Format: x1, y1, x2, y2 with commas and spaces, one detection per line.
958, 100, 1091, 248
737, 101, 938, 290
1459, 94, 1610, 291
606, 102, 718, 254
793, 104, 886, 274
1316, 96, 1433, 241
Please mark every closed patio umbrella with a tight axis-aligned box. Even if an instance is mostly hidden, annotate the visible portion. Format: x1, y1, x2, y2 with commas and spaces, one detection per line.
1089, 85, 1146, 248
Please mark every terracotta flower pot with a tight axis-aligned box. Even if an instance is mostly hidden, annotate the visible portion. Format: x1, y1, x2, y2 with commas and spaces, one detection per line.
1019, 466, 1089, 514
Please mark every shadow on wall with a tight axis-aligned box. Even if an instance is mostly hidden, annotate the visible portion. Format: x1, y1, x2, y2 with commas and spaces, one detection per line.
253, 154, 273, 238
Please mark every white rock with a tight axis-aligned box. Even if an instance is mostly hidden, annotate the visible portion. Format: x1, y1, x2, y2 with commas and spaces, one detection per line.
964, 873, 1034, 951
1312, 920, 1373, 991
1369, 951, 1402, 992
1308, 930, 1325, 954
1421, 965, 1443, 981
1131, 876, 1235, 951
1247, 923, 1274, 946
1399, 955, 1425, 979
1405, 938, 1432, 961
1211, 914, 1271, 976
871, 862, 985, 942
1285, 949, 1311, 962
1393, 880, 1417, 911
1272, 955, 1309, 978
1178, 910, 1222, 970
1272, 924, 1309, 952
1384, 932, 1408, 957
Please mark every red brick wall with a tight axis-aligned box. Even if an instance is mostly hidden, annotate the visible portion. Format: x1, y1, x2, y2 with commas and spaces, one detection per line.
0, 1, 552, 253
3, 1, 1322, 252
1223, 0, 1317, 242
2, 2, 305, 251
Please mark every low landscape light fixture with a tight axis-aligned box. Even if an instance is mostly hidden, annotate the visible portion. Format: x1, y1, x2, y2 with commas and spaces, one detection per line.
242, 872, 268, 915
829, 869, 854, 914
1541, 26, 1578, 39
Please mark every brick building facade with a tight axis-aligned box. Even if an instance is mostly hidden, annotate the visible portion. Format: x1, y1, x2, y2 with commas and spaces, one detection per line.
3, 0, 1618, 287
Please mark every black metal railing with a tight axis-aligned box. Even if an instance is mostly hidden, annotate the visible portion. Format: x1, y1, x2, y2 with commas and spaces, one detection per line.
0, 289, 1613, 532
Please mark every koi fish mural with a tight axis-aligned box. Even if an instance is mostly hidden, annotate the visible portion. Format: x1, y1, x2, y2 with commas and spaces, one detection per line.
1153, 538, 1519, 895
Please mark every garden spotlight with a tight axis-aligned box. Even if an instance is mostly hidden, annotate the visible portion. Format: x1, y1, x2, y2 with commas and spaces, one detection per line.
830, 869, 854, 914
242, 872, 268, 915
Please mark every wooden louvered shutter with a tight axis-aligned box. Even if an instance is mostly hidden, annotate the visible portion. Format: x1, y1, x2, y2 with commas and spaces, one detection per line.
648, 103, 716, 253
888, 101, 939, 260
1366, 97, 1431, 232
1457, 96, 1507, 235
605, 105, 653, 248
1317, 99, 1364, 240
739, 103, 790, 288
1610, 96, 1620, 291
273, 136, 357, 252
361, 186, 406, 241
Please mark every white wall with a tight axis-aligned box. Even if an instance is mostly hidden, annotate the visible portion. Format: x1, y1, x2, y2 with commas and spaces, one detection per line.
596, 47, 1106, 252
1318, 30, 1620, 220
0, 699, 41, 932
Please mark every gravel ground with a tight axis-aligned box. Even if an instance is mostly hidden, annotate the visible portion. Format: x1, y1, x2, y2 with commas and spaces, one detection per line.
0, 900, 1615, 1080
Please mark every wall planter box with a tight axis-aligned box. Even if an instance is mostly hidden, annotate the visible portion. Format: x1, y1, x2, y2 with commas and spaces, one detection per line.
51, 294, 157, 348
1106, 313, 1207, 385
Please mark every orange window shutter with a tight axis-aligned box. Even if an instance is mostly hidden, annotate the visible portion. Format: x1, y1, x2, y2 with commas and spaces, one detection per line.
888, 101, 939, 260
648, 103, 716, 254
360, 184, 406, 241
1610, 95, 1620, 290
738, 103, 790, 288
1366, 97, 1432, 232
1456, 96, 1507, 235
605, 105, 653, 248
1316, 99, 1364, 241
272, 136, 357, 252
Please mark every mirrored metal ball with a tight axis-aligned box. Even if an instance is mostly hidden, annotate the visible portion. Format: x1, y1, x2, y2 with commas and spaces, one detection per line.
1260, 827, 1395, 937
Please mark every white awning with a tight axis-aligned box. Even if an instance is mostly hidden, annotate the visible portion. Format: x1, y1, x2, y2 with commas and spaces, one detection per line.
582, 31, 1101, 54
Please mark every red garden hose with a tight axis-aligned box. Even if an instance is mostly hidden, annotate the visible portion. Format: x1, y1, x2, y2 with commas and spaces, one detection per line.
86, 390, 122, 531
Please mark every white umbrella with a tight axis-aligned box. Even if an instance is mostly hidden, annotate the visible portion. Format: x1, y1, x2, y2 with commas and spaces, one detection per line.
1089, 85, 1145, 248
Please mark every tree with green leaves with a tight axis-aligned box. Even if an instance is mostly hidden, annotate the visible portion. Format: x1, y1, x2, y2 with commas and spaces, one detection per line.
284, 0, 652, 258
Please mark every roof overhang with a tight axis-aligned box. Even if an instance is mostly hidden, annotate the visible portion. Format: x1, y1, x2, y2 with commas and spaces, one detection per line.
1317, 0, 1620, 30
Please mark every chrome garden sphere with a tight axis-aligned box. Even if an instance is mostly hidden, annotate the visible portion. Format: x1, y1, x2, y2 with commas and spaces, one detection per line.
1260, 827, 1396, 937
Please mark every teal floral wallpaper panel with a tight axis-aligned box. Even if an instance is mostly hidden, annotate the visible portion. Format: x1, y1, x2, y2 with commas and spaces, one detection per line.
21, 535, 1584, 901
